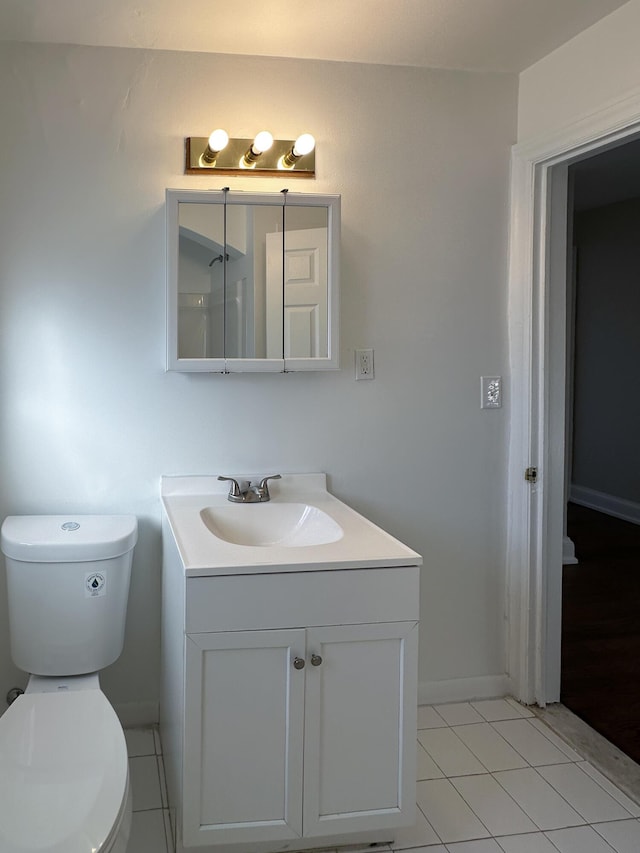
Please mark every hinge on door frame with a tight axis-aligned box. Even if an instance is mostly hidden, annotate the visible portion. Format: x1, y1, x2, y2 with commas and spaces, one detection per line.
525, 466, 538, 484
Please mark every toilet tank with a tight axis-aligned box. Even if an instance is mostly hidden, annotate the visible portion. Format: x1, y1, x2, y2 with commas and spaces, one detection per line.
0, 515, 138, 676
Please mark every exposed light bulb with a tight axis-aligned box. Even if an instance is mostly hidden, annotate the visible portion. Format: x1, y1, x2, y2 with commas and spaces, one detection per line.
281, 132, 316, 168
252, 131, 274, 154
200, 128, 229, 165
293, 133, 315, 157
208, 128, 229, 151
242, 130, 274, 166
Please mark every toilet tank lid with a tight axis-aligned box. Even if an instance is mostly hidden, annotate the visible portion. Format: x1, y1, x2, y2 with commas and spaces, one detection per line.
0, 515, 138, 562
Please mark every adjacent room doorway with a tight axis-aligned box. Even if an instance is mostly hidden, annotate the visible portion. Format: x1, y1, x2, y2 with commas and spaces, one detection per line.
505, 92, 640, 714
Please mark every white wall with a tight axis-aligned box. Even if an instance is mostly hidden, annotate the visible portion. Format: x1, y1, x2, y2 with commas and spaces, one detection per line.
518, 0, 640, 140
0, 43, 516, 714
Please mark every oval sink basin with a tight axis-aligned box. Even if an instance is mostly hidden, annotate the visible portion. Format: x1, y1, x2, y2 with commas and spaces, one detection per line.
200, 502, 344, 547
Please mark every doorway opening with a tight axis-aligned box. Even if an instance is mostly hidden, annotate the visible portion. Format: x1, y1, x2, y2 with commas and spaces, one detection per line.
559, 145, 640, 761
505, 93, 640, 718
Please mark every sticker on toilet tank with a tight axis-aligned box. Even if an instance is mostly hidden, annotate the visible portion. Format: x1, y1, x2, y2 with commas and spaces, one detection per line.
85, 572, 106, 597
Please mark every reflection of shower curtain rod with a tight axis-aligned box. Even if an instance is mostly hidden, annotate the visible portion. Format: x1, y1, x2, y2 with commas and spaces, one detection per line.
209, 253, 229, 267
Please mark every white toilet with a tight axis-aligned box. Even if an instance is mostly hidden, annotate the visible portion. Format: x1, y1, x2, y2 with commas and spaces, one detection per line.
0, 514, 138, 853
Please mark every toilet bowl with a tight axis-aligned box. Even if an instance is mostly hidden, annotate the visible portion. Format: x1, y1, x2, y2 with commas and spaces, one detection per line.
0, 674, 132, 853
0, 514, 138, 853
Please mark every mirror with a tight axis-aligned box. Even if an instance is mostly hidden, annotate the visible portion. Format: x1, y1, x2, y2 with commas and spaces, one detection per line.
166, 190, 340, 372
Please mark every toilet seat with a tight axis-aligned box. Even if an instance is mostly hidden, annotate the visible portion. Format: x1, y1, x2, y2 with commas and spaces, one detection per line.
0, 687, 129, 853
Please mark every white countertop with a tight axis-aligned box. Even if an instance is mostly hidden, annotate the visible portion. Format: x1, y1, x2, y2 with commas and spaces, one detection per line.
161, 473, 422, 576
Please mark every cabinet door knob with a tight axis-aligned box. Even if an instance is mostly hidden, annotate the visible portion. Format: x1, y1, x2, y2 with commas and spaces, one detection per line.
310, 654, 323, 667
293, 657, 305, 670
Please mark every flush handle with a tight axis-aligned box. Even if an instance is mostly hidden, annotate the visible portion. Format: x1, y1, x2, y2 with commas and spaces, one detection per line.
293, 657, 305, 670
310, 654, 323, 667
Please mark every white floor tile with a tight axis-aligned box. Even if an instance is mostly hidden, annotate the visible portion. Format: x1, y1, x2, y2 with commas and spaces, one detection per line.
492, 720, 575, 767
446, 840, 503, 852
129, 809, 170, 853
451, 775, 538, 837
417, 741, 445, 780
527, 720, 582, 762
417, 779, 490, 844
495, 833, 559, 852
537, 763, 633, 823
391, 804, 442, 848
139, 693, 640, 853
580, 764, 640, 817
593, 818, 640, 853
471, 700, 531, 723
504, 699, 535, 719
434, 703, 485, 726
544, 824, 616, 853
130, 755, 163, 811
418, 728, 486, 777
124, 727, 156, 757
418, 705, 449, 729
453, 724, 529, 772
492, 768, 584, 831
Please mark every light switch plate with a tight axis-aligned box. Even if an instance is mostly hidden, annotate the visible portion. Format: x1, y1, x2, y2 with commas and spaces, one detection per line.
481, 376, 502, 408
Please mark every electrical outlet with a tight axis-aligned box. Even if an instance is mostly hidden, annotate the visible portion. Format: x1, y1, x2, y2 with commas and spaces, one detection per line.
355, 348, 374, 380
481, 376, 502, 409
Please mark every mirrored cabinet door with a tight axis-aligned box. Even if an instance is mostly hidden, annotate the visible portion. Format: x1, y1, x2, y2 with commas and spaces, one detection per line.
166, 190, 340, 373
177, 202, 226, 360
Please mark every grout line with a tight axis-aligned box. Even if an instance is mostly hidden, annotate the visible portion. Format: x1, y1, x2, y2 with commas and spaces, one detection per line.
157, 755, 169, 809
414, 796, 444, 845
416, 737, 448, 779
132, 805, 168, 813
162, 807, 174, 853
153, 725, 163, 756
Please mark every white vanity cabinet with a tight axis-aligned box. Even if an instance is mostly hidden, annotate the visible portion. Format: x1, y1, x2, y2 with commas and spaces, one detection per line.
183, 619, 417, 848
161, 475, 421, 853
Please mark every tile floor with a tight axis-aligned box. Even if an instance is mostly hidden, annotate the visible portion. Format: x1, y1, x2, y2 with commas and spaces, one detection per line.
126, 698, 640, 853
125, 726, 173, 853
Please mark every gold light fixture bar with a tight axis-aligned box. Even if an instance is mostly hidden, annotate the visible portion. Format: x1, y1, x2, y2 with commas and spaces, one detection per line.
186, 134, 316, 177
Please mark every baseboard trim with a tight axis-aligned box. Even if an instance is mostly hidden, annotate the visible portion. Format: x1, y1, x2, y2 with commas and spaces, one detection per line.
571, 485, 640, 526
418, 674, 512, 706
114, 700, 159, 728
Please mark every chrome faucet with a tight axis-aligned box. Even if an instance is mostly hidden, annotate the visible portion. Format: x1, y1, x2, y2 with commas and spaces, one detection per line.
218, 474, 281, 503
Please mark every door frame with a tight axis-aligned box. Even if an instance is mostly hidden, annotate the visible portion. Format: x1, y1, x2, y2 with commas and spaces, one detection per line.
506, 87, 640, 707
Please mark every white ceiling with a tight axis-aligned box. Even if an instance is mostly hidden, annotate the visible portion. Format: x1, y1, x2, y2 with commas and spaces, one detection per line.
0, 0, 630, 73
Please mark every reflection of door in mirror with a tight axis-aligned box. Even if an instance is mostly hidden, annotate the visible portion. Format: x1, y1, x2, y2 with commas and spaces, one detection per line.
266, 209, 329, 359
224, 203, 284, 359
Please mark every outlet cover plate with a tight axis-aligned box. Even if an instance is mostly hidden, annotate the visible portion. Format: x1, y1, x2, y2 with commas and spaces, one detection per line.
356, 349, 375, 380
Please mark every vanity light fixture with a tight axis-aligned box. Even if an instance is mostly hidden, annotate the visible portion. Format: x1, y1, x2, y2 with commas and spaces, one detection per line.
185, 130, 316, 177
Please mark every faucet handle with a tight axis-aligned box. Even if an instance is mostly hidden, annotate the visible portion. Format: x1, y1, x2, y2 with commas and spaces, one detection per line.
257, 474, 281, 500
258, 474, 281, 492
218, 475, 243, 499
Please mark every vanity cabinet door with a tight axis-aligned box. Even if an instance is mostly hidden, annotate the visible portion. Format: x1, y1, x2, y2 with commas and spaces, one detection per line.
302, 622, 418, 837
183, 629, 306, 847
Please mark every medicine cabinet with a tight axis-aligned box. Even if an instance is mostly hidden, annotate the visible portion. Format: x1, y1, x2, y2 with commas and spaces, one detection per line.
166, 189, 340, 372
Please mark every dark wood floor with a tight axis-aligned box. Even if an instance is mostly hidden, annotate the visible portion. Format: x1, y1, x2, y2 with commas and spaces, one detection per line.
562, 502, 640, 763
